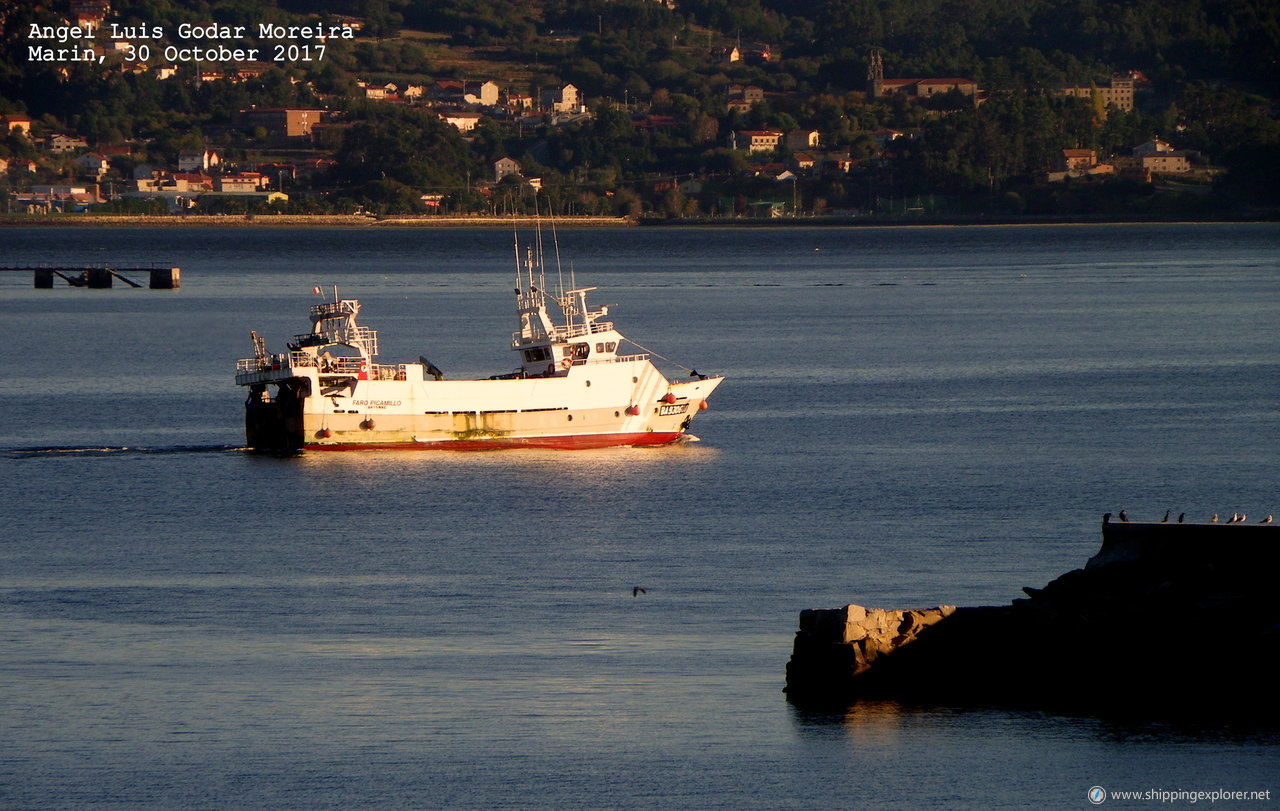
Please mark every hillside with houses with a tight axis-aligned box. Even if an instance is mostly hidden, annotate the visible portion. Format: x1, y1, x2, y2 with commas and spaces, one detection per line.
1, 0, 1276, 219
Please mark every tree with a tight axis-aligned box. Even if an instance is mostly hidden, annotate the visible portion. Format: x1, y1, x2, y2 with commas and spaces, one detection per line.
332, 107, 479, 192
352, 178, 427, 214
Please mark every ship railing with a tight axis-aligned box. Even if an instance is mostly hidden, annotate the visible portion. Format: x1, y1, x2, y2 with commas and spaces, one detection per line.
557, 321, 614, 340
349, 326, 379, 356
374, 364, 410, 381
293, 326, 381, 357
311, 300, 358, 318
312, 355, 408, 380
236, 353, 294, 373
237, 354, 409, 381
565, 353, 649, 368
311, 355, 368, 374
312, 354, 359, 373
283, 352, 371, 372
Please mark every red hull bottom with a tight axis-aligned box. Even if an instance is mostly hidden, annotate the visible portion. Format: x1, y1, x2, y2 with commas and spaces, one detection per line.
302, 431, 685, 451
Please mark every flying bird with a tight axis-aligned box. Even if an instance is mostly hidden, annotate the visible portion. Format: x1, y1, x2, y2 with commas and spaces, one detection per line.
632, 586, 647, 597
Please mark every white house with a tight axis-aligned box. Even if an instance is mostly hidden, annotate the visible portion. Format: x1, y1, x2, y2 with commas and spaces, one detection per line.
785, 129, 820, 150
440, 111, 483, 132
178, 149, 221, 172
75, 152, 111, 178
464, 81, 500, 107
494, 157, 522, 182
541, 84, 581, 113
1132, 138, 1191, 173
46, 133, 89, 152
214, 172, 268, 192
730, 130, 784, 154
2, 114, 32, 136
1133, 138, 1175, 156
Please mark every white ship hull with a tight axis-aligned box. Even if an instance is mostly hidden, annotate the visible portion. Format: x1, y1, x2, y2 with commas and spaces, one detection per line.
239, 359, 722, 451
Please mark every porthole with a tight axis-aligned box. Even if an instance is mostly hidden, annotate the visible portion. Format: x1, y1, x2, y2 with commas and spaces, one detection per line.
567, 414, 573, 421
585, 380, 591, 387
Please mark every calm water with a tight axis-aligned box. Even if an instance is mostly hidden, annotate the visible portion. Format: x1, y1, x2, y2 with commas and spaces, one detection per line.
1, 224, 1277, 809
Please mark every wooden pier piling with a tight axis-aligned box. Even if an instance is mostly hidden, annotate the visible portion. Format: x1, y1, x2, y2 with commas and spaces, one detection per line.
150, 267, 180, 288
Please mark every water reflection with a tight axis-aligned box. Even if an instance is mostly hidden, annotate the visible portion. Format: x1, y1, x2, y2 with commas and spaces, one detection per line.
789, 697, 1280, 746
789, 698, 918, 744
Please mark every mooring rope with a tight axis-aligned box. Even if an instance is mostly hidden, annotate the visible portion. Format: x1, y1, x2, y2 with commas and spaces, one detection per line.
622, 337, 697, 375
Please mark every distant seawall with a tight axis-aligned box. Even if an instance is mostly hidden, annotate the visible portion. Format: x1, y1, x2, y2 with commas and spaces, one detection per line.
7, 215, 1276, 229
785, 520, 1280, 716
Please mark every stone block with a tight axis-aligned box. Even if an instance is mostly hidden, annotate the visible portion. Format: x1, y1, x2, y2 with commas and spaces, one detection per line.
841, 604, 868, 624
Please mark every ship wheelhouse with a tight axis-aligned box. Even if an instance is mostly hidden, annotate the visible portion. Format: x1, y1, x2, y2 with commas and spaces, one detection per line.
511, 270, 631, 378
292, 297, 378, 377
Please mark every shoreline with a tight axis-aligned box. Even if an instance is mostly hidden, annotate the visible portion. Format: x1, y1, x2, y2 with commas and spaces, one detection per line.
638, 212, 1280, 228
0, 214, 637, 228
0, 213, 1275, 228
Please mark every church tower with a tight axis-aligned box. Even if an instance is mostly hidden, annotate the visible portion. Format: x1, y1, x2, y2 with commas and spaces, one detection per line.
867, 50, 884, 98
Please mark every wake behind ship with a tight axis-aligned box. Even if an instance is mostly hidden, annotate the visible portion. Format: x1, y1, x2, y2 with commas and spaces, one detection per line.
234, 239, 723, 451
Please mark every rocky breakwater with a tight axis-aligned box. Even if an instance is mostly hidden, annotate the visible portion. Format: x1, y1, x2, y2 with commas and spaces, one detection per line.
785, 519, 1280, 716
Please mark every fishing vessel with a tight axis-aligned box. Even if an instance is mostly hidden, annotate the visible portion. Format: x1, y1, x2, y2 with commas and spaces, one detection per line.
234, 237, 723, 451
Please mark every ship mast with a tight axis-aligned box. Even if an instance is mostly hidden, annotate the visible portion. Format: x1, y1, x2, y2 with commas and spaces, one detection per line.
512, 230, 556, 345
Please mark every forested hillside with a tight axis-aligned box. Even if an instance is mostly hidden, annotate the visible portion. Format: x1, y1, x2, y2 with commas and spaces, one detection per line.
2, 0, 1277, 217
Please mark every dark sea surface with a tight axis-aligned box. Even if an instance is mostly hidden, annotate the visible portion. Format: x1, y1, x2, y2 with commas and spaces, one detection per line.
1, 223, 1277, 809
